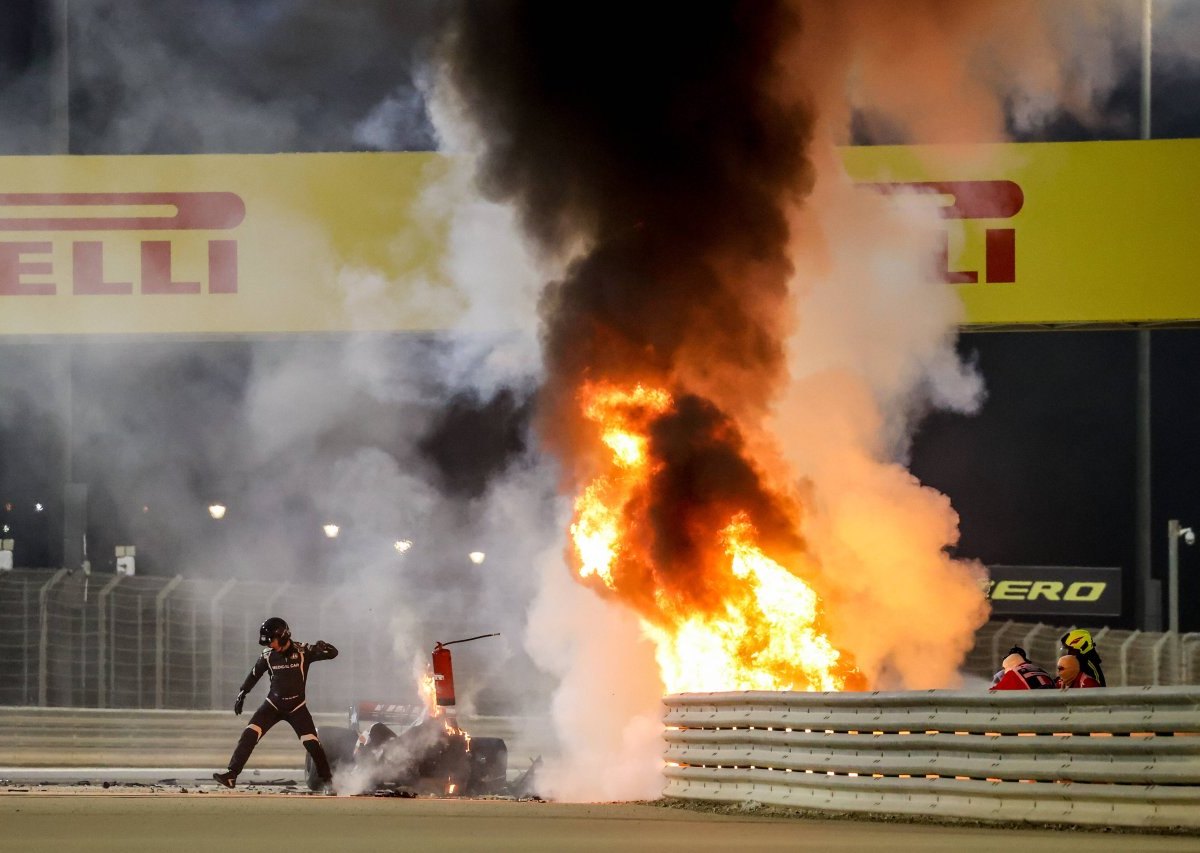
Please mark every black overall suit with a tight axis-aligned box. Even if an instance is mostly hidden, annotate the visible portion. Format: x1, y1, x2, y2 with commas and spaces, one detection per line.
223, 639, 338, 781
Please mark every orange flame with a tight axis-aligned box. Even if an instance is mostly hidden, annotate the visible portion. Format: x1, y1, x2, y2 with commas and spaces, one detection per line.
418, 667, 443, 718
571, 383, 671, 590
569, 382, 862, 693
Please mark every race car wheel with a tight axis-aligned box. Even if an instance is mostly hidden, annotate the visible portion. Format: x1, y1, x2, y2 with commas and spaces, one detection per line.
465, 737, 507, 795
305, 726, 358, 791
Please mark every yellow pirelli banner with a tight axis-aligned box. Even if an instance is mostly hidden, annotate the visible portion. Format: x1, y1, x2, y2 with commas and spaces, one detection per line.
1, 140, 1198, 335
841, 138, 1200, 326
0, 152, 454, 336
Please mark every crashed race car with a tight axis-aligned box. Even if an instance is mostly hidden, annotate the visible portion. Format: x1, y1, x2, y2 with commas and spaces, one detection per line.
306, 634, 537, 796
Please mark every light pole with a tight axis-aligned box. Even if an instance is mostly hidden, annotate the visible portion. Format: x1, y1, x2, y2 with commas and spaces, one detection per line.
1167, 519, 1194, 635
1135, 0, 1157, 631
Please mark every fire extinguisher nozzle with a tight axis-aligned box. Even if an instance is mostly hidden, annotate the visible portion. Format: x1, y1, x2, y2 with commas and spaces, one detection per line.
435, 632, 501, 649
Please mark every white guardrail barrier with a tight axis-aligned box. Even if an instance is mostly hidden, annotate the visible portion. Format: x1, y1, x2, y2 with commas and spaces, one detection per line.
663, 688, 1200, 830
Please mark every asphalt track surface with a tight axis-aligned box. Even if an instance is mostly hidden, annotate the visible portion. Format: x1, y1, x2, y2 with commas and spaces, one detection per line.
3, 788, 1199, 853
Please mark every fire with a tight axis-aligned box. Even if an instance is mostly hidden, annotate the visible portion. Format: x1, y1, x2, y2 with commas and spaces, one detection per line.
570, 384, 671, 589
584, 383, 672, 468
418, 667, 443, 718
648, 516, 848, 692
417, 665, 469, 738
569, 382, 862, 694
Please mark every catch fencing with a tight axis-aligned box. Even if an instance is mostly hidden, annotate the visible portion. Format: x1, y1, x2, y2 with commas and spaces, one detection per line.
963, 620, 1200, 686
0, 568, 415, 712
663, 688, 1200, 829
4, 566, 1188, 708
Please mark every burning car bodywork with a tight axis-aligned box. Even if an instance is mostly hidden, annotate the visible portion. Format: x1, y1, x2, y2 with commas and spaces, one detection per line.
306, 702, 510, 795
306, 636, 535, 796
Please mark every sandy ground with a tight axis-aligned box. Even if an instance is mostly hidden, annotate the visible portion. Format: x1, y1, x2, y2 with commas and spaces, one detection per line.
3, 790, 1199, 853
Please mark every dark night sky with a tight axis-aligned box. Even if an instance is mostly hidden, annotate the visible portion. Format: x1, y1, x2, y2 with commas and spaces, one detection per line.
1, 1, 1199, 628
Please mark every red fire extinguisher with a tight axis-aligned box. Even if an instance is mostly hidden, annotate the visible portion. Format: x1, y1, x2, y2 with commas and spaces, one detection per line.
432, 643, 456, 707
432, 633, 500, 708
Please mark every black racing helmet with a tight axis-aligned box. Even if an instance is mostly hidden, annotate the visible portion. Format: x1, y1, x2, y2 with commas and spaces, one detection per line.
259, 617, 291, 646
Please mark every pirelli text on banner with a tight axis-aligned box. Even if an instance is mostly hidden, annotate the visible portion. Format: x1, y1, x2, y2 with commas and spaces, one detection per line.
985, 565, 1122, 618
0, 152, 449, 337
5, 141, 1200, 336
0, 192, 245, 297
842, 138, 1200, 326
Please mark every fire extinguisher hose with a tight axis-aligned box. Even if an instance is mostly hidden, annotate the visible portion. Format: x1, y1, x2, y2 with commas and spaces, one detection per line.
435, 632, 501, 648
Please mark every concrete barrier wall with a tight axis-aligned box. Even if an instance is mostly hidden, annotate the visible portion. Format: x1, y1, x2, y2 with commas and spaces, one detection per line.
663, 688, 1200, 830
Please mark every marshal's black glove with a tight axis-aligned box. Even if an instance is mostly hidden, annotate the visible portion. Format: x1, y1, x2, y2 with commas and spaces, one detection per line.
233, 690, 246, 716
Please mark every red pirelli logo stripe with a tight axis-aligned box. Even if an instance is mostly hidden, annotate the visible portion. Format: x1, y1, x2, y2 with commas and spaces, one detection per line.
861, 180, 1024, 285
0, 192, 245, 231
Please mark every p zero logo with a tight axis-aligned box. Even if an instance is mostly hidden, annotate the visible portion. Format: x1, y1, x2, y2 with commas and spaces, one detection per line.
985, 565, 1121, 618
989, 580, 1107, 602
862, 180, 1024, 284
0, 192, 245, 296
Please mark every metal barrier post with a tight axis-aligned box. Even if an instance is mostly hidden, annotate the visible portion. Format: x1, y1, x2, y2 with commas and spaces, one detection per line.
1019, 622, 1046, 662
190, 598, 199, 707
37, 568, 68, 706
1183, 633, 1200, 683
1119, 630, 1142, 686
78, 591, 87, 706
317, 586, 349, 709
96, 573, 125, 707
265, 587, 288, 616
989, 620, 1015, 666
22, 580, 32, 703
155, 575, 184, 708
318, 586, 345, 641
1151, 631, 1173, 687
136, 598, 143, 708
209, 579, 237, 709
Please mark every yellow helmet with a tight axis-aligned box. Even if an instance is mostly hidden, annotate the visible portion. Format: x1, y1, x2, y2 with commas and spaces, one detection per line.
1061, 628, 1094, 655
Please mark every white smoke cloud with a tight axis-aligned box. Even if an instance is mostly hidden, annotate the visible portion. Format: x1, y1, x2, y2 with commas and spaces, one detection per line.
353, 83, 436, 152
402, 158, 547, 396
781, 161, 985, 460
0, 4, 561, 789
772, 275, 992, 686
759, 1, 1156, 690
61, 0, 440, 155
524, 535, 665, 801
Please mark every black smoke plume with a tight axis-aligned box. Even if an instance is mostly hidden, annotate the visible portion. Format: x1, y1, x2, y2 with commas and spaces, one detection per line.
442, 0, 813, 495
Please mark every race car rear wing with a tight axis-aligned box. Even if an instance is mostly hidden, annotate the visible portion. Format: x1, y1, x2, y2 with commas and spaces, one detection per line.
348, 701, 425, 733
